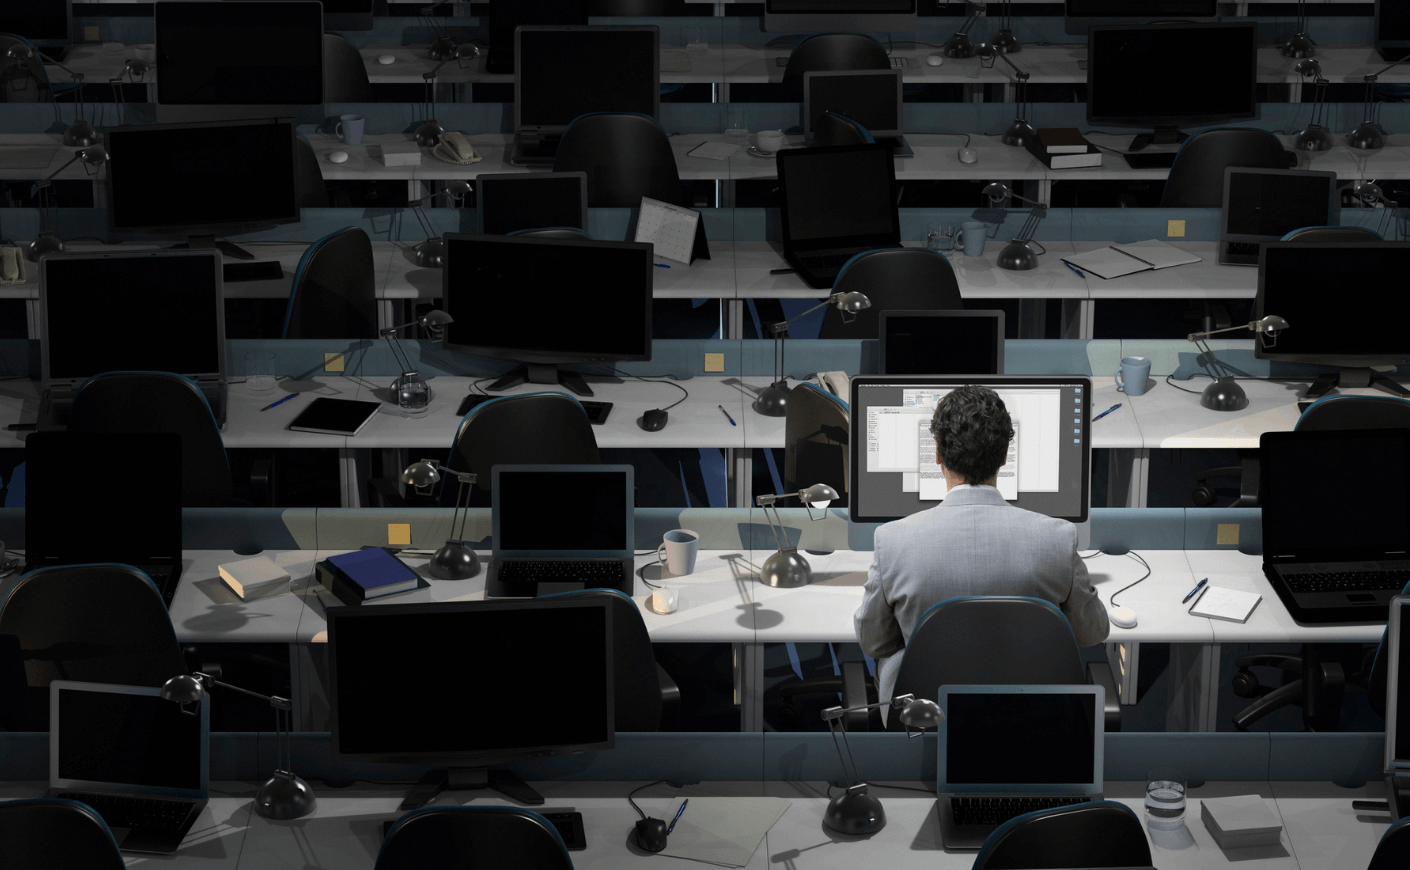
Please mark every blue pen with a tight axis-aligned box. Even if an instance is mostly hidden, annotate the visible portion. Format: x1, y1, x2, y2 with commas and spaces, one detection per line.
718, 404, 737, 426
1092, 403, 1121, 422
667, 799, 689, 834
1181, 578, 1208, 605
654, 263, 671, 269
260, 392, 299, 412
311, 588, 329, 618
1065, 262, 1086, 279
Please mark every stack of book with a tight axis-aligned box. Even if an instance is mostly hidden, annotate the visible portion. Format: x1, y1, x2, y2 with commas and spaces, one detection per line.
317, 548, 423, 605
1025, 128, 1102, 169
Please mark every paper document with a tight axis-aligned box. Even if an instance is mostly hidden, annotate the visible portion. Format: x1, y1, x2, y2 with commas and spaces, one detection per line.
660, 791, 790, 868
1111, 239, 1202, 269
1189, 586, 1262, 623
1063, 239, 1201, 279
688, 141, 740, 161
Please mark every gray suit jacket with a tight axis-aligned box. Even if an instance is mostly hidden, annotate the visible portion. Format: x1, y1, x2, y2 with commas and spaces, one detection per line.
854, 485, 1110, 708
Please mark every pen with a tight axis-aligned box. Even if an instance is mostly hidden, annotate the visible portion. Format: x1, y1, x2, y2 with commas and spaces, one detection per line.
1092, 403, 1121, 422
1187, 584, 1211, 610
769, 268, 795, 275
667, 799, 689, 834
311, 588, 329, 618
1065, 262, 1086, 279
654, 263, 671, 269
718, 404, 737, 426
260, 393, 299, 412
1181, 578, 1208, 605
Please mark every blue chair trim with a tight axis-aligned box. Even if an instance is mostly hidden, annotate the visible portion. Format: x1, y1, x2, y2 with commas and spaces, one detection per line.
1294, 393, 1410, 431
283, 226, 356, 338
378, 805, 573, 860
537, 587, 635, 605
823, 110, 874, 144
508, 227, 594, 239
1379, 814, 1410, 844
973, 799, 1132, 870
561, 110, 668, 140
0, 797, 123, 847
794, 381, 849, 413
4, 563, 165, 617
909, 595, 1069, 647
448, 391, 590, 464
1280, 225, 1384, 241
832, 246, 909, 287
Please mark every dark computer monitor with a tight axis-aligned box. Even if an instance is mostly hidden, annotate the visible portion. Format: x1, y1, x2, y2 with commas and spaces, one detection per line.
490, 0, 587, 50
1386, 595, 1410, 787
1256, 242, 1410, 400
880, 311, 1005, 375
329, 598, 612, 805
154, 2, 322, 106
0, 0, 71, 44
323, 0, 375, 32
1087, 23, 1256, 151
515, 26, 660, 134
804, 70, 903, 140
764, 0, 917, 34
441, 233, 652, 396
477, 171, 589, 235
1378, 0, 1410, 61
1064, 0, 1218, 36
848, 376, 1092, 524
104, 118, 299, 259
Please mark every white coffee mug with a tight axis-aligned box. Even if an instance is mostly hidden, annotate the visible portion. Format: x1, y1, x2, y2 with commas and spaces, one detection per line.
657, 528, 699, 576
651, 587, 680, 614
756, 130, 785, 153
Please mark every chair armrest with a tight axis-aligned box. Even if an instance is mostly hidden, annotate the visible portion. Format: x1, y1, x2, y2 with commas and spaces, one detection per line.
250, 456, 274, 507
656, 661, 681, 731
841, 660, 869, 732
1087, 660, 1122, 733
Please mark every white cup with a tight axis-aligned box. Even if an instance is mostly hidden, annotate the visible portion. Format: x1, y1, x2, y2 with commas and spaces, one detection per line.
133, 44, 156, 64
651, 587, 680, 614
657, 528, 699, 576
756, 130, 785, 153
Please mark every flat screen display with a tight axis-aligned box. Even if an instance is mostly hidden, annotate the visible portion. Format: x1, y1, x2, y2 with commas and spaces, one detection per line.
478, 172, 588, 236
1395, 599, 1410, 764
442, 234, 652, 365
155, 1, 322, 105
1379, 0, 1410, 44
778, 144, 898, 244
496, 469, 630, 553
490, 0, 586, 49
806, 70, 902, 138
516, 27, 659, 131
57, 686, 203, 791
1225, 170, 1335, 239
881, 311, 1004, 375
944, 692, 1096, 786
0, 0, 71, 42
104, 119, 299, 235
1088, 24, 1256, 127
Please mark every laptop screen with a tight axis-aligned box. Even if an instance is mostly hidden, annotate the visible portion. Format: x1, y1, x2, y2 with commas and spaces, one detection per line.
777, 144, 900, 246
493, 465, 634, 557
51, 682, 208, 798
1390, 598, 1410, 770
477, 172, 589, 236
939, 686, 1102, 793
805, 70, 903, 139
1223, 169, 1336, 241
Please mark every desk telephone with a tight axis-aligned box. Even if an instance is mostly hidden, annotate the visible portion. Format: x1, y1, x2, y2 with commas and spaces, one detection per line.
434, 131, 481, 165
0, 246, 24, 285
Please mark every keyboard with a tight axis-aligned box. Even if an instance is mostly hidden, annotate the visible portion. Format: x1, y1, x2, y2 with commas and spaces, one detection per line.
1226, 241, 1261, 257
950, 796, 1089, 827
1283, 570, 1410, 595
498, 560, 624, 583
55, 792, 196, 832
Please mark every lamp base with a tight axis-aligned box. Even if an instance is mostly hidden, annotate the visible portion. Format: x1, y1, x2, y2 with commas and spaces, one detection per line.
1294, 123, 1334, 153
1280, 32, 1315, 58
1001, 118, 1037, 148
63, 119, 99, 147
996, 240, 1039, 271
26, 232, 63, 263
428, 36, 457, 61
761, 548, 812, 588
1348, 121, 1386, 152
415, 237, 446, 268
823, 784, 886, 836
991, 29, 1020, 53
943, 32, 975, 58
415, 119, 444, 148
752, 380, 791, 417
255, 770, 316, 820
427, 541, 481, 580
1200, 377, 1249, 412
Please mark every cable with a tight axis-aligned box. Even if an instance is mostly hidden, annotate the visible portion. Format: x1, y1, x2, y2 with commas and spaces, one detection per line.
606, 367, 690, 412
628, 780, 682, 818
863, 781, 935, 793
1107, 550, 1151, 608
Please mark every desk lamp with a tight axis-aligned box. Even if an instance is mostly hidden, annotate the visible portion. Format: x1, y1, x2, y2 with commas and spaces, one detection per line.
401, 459, 481, 580
821, 693, 944, 835
382, 309, 454, 416
27, 145, 108, 262
990, 0, 1020, 54
1186, 314, 1290, 411
941, 0, 979, 59
416, 43, 480, 147
1348, 58, 1410, 151
161, 673, 314, 820
420, 2, 469, 61
4, 45, 98, 147
1353, 181, 1400, 238
1292, 60, 1334, 153
754, 483, 839, 587
1280, 0, 1316, 59
753, 292, 870, 417
976, 44, 1035, 147
983, 182, 1047, 271
409, 180, 473, 267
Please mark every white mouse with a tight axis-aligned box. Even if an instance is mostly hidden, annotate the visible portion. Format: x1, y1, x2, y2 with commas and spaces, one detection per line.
1109, 607, 1138, 629
958, 148, 978, 164
377, 54, 396, 65
329, 150, 349, 164
926, 53, 944, 67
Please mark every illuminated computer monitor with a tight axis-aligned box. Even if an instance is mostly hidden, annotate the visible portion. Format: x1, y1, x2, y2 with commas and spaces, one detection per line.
849, 375, 1091, 524
1256, 241, 1410, 400
441, 233, 653, 397
880, 310, 1005, 376
1064, 0, 1218, 36
764, 0, 917, 34
0, 0, 72, 48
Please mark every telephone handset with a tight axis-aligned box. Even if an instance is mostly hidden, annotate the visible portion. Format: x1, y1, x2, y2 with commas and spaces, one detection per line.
433, 131, 481, 165
0, 246, 24, 285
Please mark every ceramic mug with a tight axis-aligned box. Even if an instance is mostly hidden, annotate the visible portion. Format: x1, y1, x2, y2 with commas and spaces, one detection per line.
954, 220, 987, 257
756, 130, 786, 153
335, 114, 365, 146
1116, 355, 1152, 396
657, 529, 699, 576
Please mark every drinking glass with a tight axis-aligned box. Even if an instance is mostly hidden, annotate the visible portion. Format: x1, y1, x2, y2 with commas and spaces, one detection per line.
1145, 768, 1187, 830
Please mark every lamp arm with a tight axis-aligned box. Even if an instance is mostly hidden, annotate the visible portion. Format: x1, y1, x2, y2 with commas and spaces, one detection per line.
1191, 336, 1232, 380
196, 673, 291, 710
43, 151, 84, 183
771, 293, 841, 335
409, 199, 439, 242
827, 718, 864, 788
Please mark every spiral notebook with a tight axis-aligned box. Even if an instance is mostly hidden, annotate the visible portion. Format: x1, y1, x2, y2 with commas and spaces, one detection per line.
1063, 239, 1202, 279
1188, 586, 1262, 623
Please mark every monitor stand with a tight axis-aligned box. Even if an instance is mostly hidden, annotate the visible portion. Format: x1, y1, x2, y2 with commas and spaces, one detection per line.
1128, 126, 1187, 153
397, 767, 544, 811
490, 363, 593, 397
171, 235, 257, 261
1304, 367, 1410, 401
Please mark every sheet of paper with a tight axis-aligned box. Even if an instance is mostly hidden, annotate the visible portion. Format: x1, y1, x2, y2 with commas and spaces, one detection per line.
1111, 239, 1202, 269
688, 141, 740, 160
866, 405, 930, 472
634, 196, 699, 264
917, 417, 947, 501
1189, 586, 1262, 623
996, 419, 1019, 500
660, 793, 790, 868
1062, 248, 1151, 279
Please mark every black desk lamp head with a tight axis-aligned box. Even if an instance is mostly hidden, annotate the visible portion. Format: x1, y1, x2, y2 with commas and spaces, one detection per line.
1186, 314, 1290, 412
753, 291, 869, 417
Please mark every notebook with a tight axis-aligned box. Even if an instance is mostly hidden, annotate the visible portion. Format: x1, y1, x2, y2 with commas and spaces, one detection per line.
1062, 239, 1201, 279
1187, 586, 1262, 623
487, 465, 635, 597
776, 143, 900, 289
46, 681, 209, 854
936, 685, 1105, 850
287, 398, 382, 436
1218, 167, 1337, 266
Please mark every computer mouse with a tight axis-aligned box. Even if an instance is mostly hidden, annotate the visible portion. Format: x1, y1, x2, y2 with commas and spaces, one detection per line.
634, 818, 669, 852
1110, 607, 1138, 629
926, 53, 944, 67
328, 150, 349, 164
958, 148, 979, 164
377, 54, 396, 65
639, 408, 669, 432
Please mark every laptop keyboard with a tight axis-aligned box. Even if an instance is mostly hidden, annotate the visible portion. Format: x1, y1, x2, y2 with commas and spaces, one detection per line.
951, 796, 1089, 826
1227, 241, 1261, 256
55, 792, 195, 832
498, 560, 623, 583
1283, 570, 1410, 594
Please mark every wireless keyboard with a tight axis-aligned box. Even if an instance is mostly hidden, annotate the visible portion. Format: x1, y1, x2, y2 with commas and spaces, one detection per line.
950, 796, 1088, 827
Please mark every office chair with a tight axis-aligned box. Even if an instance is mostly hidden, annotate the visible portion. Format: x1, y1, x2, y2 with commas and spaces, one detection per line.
0, 799, 126, 869
554, 589, 680, 730
0, 34, 54, 103
449, 393, 600, 507
972, 800, 1152, 870
323, 32, 374, 102
282, 226, 379, 339
1370, 816, 1410, 870
295, 134, 330, 209
508, 227, 593, 240
0, 564, 187, 731
1160, 128, 1290, 208
812, 111, 873, 147
590, 0, 685, 12
780, 33, 891, 103
553, 112, 688, 208
817, 248, 963, 340
1280, 225, 1383, 242
785, 383, 849, 508
376, 806, 575, 870
68, 371, 235, 507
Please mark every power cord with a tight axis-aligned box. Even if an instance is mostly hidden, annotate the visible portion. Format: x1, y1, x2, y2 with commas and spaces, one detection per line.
604, 367, 690, 412
628, 780, 682, 818
1105, 550, 1152, 608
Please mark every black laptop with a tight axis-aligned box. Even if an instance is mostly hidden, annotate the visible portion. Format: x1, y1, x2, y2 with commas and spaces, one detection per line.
24, 432, 186, 608
776, 143, 900, 289
1260, 428, 1410, 624
1218, 167, 1337, 266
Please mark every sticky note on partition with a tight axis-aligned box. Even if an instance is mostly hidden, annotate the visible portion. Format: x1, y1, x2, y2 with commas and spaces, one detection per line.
704, 353, 725, 373
1167, 219, 1186, 238
388, 524, 411, 547
1217, 523, 1239, 546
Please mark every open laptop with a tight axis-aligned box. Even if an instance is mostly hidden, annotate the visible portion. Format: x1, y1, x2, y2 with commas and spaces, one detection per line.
38, 249, 228, 430
24, 431, 186, 608
776, 143, 900, 290
1218, 167, 1337, 266
46, 680, 209, 854
477, 171, 589, 235
804, 69, 913, 156
937, 684, 1105, 850
487, 465, 635, 597
1383, 594, 1410, 820
1260, 429, 1410, 625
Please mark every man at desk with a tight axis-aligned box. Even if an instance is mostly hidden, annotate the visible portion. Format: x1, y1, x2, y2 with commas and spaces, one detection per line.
855, 385, 1110, 710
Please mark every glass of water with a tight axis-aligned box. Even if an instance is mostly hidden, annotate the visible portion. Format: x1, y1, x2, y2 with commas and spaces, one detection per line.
244, 350, 277, 395
1145, 768, 1187, 830
685, 25, 708, 58
726, 103, 749, 145
926, 222, 956, 252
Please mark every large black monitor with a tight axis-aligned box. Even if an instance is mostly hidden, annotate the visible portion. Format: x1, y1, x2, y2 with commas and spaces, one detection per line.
104, 118, 299, 260
1064, 0, 1218, 36
880, 310, 1005, 375
1256, 241, 1410, 400
1087, 23, 1256, 152
0, 0, 71, 44
515, 26, 660, 134
477, 171, 589, 235
1378, 0, 1410, 61
442, 233, 653, 396
490, 0, 587, 50
323, 0, 375, 32
329, 598, 613, 806
764, 0, 916, 34
1385, 593, 1410, 812
849, 375, 1091, 524
154, 2, 322, 106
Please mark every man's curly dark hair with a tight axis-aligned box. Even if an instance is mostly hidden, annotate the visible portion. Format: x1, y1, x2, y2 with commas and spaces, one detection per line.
928, 385, 1015, 485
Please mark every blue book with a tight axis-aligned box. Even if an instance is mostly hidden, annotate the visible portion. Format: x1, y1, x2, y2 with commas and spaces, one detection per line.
321, 549, 420, 601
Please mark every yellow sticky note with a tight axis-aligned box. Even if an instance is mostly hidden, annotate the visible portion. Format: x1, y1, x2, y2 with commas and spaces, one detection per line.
84, 26, 100, 42
704, 352, 725, 373
387, 524, 411, 547
324, 352, 345, 372
1167, 219, 1186, 238
1217, 523, 1240, 546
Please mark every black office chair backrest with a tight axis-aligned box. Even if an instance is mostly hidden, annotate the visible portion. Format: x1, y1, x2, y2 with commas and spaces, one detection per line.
1369, 816, 1410, 870
785, 383, 850, 507
0, 799, 127, 869
557, 589, 664, 730
590, 0, 685, 12
818, 248, 963, 339
68, 371, 233, 507
973, 800, 1153, 870
0, 35, 55, 103
813, 111, 873, 147
1160, 128, 1289, 207
553, 112, 687, 208
449, 393, 601, 506
283, 226, 379, 338
508, 227, 593, 240
1280, 225, 1383, 243
323, 32, 374, 102
376, 806, 575, 870
295, 134, 330, 209
0, 564, 187, 731
1295, 395, 1410, 432
780, 32, 891, 103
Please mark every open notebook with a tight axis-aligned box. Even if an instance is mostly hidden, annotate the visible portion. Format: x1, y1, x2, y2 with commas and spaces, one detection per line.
1064, 239, 1202, 279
